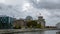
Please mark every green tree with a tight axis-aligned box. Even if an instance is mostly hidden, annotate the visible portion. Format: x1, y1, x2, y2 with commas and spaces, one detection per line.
27, 20, 37, 28
36, 24, 41, 28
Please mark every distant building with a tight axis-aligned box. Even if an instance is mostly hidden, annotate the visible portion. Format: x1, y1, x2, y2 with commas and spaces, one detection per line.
13, 18, 26, 29
56, 23, 60, 29
13, 13, 46, 29
0, 15, 14, 29
45, 26, 56, 28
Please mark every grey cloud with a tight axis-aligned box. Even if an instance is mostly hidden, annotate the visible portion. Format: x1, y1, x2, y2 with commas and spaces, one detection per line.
48, 10, 60, 18
23, 0, 60, 26
28, 0, 60, 9
27, 0, 60, 26
0, 3, 23, 18
0, 0, 60, 26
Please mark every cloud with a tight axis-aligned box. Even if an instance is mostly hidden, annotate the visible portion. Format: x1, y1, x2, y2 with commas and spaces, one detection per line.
0, 0, 60, 26
28, 0, 60, 9
4, 0, 27, 5
0, 0, 5, 3
27, 0, 60, 26
0, 3, 23, 18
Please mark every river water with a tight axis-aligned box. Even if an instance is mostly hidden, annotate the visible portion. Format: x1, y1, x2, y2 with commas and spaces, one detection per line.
13, 30, 60, 34
1, 30, 60, 34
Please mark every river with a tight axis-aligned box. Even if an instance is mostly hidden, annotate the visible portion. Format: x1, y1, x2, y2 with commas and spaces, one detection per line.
1, 30, 60, 34
13, 30, 60, 34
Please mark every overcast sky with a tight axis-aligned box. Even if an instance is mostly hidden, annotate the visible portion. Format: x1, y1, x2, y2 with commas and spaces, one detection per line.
0, 0, 60, 26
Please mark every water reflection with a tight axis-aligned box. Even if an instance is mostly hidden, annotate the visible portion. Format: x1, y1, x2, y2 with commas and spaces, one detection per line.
1, 30, 60, 34
56, 30, 60, 34
2, 33, 14, 34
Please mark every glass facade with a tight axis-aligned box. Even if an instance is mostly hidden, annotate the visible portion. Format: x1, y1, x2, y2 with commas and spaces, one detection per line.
0, 16, 14, 29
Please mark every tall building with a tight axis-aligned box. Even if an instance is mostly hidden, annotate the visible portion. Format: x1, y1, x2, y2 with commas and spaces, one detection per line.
0, 15, 14, 29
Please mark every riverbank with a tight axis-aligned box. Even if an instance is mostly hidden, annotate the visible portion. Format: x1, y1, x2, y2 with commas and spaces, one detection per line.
0, 28, 60, 33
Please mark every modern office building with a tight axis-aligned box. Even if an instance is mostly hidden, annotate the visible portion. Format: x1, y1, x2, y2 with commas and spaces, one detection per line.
0, 15, 14, 29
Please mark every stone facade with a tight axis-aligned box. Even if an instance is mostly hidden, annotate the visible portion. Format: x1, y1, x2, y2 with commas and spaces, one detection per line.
37, 15, 45, 28
13, 19, 26, 29
13, 15, 45, 29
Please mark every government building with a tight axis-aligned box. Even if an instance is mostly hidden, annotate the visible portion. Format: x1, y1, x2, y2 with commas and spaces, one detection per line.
13, 14, 45, 29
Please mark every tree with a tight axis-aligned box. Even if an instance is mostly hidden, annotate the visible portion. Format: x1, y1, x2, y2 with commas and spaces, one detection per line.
36, 24, 41, 28
13, 25, 21, 29
27, 20, 37, 28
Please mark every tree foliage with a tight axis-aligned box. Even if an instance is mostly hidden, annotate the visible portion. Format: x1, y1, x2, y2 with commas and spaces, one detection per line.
13, 24, 21, 29
27, 20, 37, 28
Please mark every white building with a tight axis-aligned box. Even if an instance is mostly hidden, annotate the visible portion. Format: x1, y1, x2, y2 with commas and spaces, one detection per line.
56, 23, 60, 29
